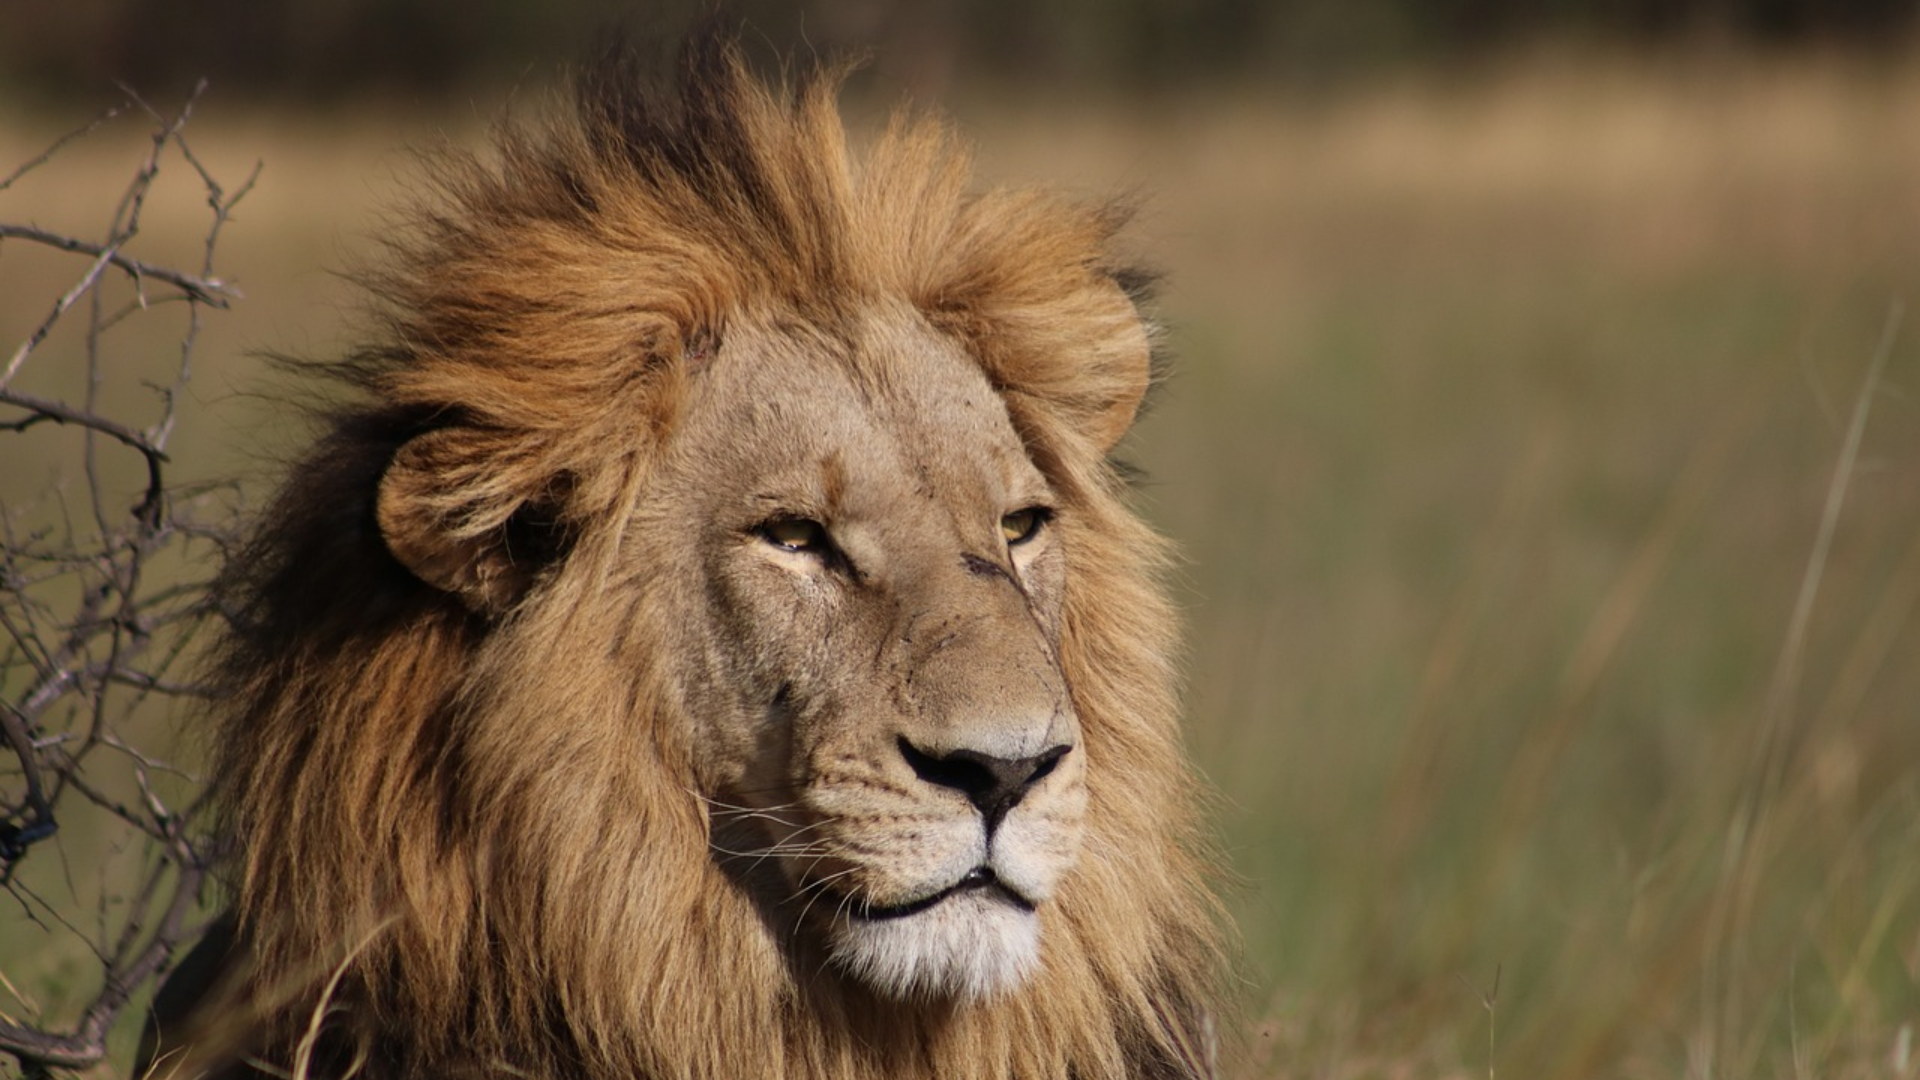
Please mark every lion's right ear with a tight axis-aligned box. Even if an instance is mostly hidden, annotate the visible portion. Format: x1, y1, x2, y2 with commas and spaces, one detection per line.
377, 428, 569, 615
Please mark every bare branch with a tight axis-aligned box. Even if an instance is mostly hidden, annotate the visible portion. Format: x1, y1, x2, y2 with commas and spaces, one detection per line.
1, 242, 121, 387
0, 386, 171, 463
0, 225, 239, 307
1, 82, 247, 1075
0, 102, 130, 192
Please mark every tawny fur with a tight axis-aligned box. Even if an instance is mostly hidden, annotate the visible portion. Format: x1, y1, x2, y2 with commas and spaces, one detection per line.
195, 37, 1224, 1080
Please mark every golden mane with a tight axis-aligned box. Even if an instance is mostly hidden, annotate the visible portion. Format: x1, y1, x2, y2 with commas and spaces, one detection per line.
205, 36, 1224, 1080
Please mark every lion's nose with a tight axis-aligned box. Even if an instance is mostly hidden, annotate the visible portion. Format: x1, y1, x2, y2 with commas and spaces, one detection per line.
897, 737, 1070, 830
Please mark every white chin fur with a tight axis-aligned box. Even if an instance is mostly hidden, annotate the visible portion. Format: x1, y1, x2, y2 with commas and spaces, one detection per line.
829, 891, 1041, 1000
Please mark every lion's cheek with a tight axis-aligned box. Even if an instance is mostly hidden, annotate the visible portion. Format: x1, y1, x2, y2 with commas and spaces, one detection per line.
814, 810, 983, 903
672, 635, 809, 800
885, 824, 983, 902
684, 699, 797, 804
988, 785, 1088, 904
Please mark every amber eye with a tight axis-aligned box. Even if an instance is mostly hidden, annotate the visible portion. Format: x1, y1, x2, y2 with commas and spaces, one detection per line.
1000, 507, 1049, 546
760, 518, 827, 553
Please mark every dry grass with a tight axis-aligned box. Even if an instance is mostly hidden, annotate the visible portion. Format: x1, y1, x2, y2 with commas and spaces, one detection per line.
4, 48, 1918, 1079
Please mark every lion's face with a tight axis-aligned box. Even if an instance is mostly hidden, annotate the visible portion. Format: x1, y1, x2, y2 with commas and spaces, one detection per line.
649, 306, 1086, 1000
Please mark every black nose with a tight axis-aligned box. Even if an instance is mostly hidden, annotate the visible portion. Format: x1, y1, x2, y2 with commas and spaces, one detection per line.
898, 738, 1071, 830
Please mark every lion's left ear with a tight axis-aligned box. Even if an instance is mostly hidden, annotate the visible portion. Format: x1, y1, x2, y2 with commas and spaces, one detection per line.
950, 274, 1154, 456
1074, 277, 1154, 453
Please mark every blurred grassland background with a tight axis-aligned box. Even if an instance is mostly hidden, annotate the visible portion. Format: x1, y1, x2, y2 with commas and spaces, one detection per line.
4, 3, 1920, 1078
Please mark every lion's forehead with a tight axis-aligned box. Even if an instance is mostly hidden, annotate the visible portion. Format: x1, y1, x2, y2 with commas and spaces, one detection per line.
680, 313, 1043, 518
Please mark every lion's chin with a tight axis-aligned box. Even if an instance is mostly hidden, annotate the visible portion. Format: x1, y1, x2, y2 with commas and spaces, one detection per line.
828, 890, 1042, 1001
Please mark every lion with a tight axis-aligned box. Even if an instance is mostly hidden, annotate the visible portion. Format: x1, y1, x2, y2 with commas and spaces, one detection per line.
150, 36, 1225, 1080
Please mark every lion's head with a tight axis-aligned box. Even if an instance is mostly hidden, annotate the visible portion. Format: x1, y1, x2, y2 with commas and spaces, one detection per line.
192, 37, 1222, 1080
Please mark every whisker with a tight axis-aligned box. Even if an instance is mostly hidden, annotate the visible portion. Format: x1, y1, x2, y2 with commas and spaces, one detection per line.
793, 866, 860, 900
691, 780, 802, 807
834, 884, 864, 924
792, 866, 862, 929
710, 817, 835, 852
725, 812, 828, 834
690, 784, 809, 806
707, 841, 834, 860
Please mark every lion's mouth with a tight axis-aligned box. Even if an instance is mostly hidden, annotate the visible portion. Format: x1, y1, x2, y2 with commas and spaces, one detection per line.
846, 866, 1036, 922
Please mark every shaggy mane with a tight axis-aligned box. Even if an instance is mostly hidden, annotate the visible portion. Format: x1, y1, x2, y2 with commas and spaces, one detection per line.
208, 35, 1225, 1080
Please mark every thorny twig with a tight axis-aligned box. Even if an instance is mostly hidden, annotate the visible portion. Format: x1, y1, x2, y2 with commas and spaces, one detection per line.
1, 86, 253, 1074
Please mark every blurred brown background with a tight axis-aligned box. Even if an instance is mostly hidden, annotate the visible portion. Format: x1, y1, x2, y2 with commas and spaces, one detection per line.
4, 5, 1919, 1079
4, 0, 1918, 103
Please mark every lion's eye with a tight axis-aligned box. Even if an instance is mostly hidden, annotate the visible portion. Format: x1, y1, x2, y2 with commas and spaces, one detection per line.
1001, 507, 1049, 546
760, 518, 827, 553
